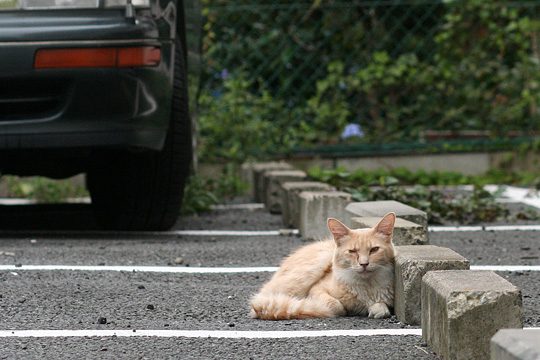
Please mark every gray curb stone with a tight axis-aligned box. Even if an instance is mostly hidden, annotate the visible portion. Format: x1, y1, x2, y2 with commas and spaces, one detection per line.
263, 170, 307, 214
394, 245, 469, 325
422, 270, 522, 360
281, 181, 336, 228
491, 329, 540, 360
346, 200, 428, 228
251, 162, 293, 202
298, 191, 352, 240
351, 217, 428, 246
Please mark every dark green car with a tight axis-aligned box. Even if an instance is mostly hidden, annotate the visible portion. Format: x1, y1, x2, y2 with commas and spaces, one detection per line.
0, 0, 201, 230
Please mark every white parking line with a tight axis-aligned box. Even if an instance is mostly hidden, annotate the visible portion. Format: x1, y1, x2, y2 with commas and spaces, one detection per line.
470, 265, 540, 272
0, 329, 422, 338
0, 328, 538, 339
429, 225, 540, 232
429, 226, 485, 232
0, 265, 538, 273
173, 230, 299, 236
0, 229, 299, 237
483, 225, 540, 231
0, 265, 279, 273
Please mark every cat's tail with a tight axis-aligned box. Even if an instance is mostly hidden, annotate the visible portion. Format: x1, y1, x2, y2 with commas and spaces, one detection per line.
250, 293, 335, 320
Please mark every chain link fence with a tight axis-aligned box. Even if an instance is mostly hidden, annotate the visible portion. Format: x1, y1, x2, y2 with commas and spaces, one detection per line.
197, 0, 540, 161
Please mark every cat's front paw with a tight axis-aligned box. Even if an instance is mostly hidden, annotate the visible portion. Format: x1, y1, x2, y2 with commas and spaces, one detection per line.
368, 303, 390, 319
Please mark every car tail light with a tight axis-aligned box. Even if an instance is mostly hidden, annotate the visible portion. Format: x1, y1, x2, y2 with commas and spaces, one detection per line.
116, 47, 161, 67
34, 47, 161, 69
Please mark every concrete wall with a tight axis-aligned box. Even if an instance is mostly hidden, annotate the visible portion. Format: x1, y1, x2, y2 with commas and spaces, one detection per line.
199, 150, 540, 179
291, 153, 491, 175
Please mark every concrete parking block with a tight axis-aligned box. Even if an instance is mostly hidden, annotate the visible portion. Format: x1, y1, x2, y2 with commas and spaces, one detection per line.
422, 270, 522, 360
346, 200, 427, 228
351, 217, 428, 245
491, 329, 540, 360
263, 170, 307, 213
251, 162, 293, 202
394, 245, 469, 325
281, 181, 335, 228
298, 191, 352, 240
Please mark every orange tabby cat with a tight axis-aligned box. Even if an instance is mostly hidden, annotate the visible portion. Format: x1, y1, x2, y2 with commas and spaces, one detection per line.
250, 212, 396, 320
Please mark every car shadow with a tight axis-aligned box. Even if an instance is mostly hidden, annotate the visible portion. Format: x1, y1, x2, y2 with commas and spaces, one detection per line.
0, 204, 100, 231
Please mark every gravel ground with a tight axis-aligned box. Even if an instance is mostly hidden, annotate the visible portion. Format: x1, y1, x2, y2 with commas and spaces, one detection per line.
0, 336, 437, 360
430, 231, 540, 265
0, 196, 537, 231
0, 270, 537, 331
0, 200, 538, 359
498, 271, 540, 327
0, 228, 538, 268
0, 235, 304, 267
0, 271, 415, 331
176, 208, 284, 231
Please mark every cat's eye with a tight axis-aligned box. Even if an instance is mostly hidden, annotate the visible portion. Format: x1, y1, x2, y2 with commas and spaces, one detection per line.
370, 246, 380, 254
348, 249, 357, 254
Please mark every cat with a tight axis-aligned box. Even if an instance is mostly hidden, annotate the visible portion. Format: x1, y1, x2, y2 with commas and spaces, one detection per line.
250, 212, 396, 320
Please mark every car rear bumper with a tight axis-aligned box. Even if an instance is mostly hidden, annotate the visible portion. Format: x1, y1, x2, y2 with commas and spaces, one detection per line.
0, 9, 175, 151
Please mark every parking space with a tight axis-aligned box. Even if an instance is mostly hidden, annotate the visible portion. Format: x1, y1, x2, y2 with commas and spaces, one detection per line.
0, 335, 432, 359
0, 201, 538, 358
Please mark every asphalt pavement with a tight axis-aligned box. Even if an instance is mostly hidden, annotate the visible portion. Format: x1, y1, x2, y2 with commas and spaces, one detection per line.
0, 202, 538, 359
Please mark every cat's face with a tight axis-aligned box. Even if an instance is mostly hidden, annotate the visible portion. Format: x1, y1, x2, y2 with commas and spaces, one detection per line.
328, 213, 395, 276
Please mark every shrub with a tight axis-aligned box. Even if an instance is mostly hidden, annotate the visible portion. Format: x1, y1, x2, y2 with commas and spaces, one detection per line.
198, 74, 300, 162
198, 1, 540, 161
1, 176, 88, 203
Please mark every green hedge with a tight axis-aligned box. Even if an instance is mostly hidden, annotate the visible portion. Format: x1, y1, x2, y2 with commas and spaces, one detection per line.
199, 0, 540, 162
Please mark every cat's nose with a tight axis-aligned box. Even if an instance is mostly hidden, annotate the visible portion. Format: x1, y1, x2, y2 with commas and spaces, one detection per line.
360, 263, 369, 270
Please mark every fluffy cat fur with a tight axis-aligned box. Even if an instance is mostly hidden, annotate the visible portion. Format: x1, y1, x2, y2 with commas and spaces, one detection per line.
250, 213, 396, 320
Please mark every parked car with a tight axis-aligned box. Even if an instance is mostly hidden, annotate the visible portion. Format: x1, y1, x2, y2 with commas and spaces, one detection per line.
0, 0, 200, 230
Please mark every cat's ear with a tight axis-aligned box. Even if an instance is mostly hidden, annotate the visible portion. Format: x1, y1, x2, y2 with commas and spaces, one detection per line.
327, 218, 350, 244
374, 212, 396, 242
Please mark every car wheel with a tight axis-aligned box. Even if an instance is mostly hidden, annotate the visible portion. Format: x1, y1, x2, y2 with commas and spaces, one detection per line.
87, 39, 192, 231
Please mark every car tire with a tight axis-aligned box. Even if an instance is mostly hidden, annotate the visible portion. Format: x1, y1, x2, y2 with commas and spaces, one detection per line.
87, 39, 192, 231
